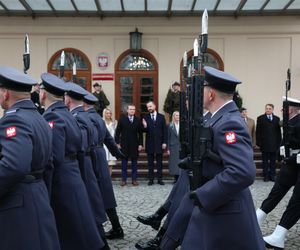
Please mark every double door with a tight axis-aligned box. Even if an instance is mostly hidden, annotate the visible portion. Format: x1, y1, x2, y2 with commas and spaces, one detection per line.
115, 72, 158, 119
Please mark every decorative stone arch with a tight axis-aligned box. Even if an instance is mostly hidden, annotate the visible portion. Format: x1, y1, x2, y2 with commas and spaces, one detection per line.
48, 48, 92, 91
115, 49, 159, 118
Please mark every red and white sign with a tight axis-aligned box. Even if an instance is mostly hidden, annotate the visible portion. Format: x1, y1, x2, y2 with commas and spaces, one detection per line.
225, 132, 236, 144
92, 73, 114, 81
97, 52, 109, 70
6, 126, 16, 138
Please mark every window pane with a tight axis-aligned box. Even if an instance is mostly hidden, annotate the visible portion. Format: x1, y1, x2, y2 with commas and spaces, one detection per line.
120, 55, 155, 71
1, 0, 25, 10
50, 0, 74, 11
140, 77, 154, 114
288, 0, 300, 9
242, 0, 265, 10
123, 0, 144, 11
51, 51, 88, 70
172, 0, 193, 11
194, 0, 217, 11
148, 0, 168, 11
100, 0, 122, 11
264, 0, 290, 10
218, 0, 241, 10
26, 0, 51, 11
74, 0, 97, 11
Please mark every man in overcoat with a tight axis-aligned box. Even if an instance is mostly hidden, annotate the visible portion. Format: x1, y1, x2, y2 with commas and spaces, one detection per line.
40, 73, 105, 250
169, 66, 264, 250
0, 67, 60, 250
115, 104, 143, 186
256, 103, 281, 181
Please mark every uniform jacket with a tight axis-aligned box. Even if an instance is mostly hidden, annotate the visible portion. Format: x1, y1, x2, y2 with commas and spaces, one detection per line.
93, 91, 110, 116
277, 113, 300, 187
87, 107, 120, 210
71, 106, 107, 224
256, 113, 281, 152
167, 122, 180, 175
44, 101, 103, 250
181, 101, 264, 250
115, 114, 143, 158
0, 100, 60, 250
143, 112, 167, 154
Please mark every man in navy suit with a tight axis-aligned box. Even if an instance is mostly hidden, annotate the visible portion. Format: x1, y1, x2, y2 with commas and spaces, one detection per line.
142, 101, 167, 185
256, 104, 281, 181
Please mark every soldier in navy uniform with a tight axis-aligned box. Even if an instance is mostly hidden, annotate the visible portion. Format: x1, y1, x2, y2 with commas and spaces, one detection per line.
136, 112, 211, 250
64, 82, 109, 249
39, 73, 106, 250
162, 66, 264, 250
256, 97, 300, 249
0, 66, 60, 250
83, 93, 125, 240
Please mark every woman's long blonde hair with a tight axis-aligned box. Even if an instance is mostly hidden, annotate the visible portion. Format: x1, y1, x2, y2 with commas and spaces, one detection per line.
103, 108, 114, 123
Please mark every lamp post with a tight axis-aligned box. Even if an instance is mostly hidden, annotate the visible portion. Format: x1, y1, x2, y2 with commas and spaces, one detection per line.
129, 28, 143, 51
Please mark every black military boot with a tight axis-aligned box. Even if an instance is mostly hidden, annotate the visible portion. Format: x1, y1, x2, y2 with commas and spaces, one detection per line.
105, 208, 124, 239
135, 227, 166, 250
136, 206, 168, 230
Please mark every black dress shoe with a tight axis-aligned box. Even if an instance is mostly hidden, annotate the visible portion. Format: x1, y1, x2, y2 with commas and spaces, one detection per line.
105, 227, 124, 239
137, 215, 161, 230
265, 242, 283, 250
157, 180, 165, 185
269, 177, 275, 182
135, 238, 160, 250
263, 177, 269, 182
148, 180, 154, 186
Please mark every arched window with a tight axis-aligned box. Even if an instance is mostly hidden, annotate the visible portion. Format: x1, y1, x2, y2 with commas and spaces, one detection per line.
180, 48, 224, 84
115, 49, 158, 119
48, 48, 92, 91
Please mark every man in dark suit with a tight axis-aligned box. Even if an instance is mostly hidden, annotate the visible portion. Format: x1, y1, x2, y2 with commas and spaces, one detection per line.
256, 104, 282, 182
115, 104, 143, 186
142, 101, 167, 185
31, 83, 44, 114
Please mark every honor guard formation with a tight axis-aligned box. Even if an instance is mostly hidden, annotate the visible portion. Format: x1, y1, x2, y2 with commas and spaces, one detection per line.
1, 8, 300, 250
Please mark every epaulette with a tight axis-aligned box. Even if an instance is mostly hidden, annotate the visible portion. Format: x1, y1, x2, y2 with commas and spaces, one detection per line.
5, 109, 18, 115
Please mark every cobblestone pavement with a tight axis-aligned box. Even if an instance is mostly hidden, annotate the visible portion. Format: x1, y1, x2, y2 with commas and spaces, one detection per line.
104, 180, 299, 250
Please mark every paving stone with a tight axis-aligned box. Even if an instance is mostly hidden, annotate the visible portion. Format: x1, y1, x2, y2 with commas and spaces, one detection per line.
104, 180, 298, 249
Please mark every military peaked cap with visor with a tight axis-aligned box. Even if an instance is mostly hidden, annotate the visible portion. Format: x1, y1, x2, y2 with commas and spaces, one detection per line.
40, 73, 68, 96
204, 66, 241, 94
65, 82, 89, 100
0, 66, 37, 92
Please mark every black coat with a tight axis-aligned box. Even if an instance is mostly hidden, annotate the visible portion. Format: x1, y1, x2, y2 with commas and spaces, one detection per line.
143, 112, 167, 154
115, 114, 143, 158
256, 114, 281, 152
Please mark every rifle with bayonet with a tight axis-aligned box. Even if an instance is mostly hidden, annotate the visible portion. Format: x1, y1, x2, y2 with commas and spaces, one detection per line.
23, 34, 30, 74
282, 69, 291, 159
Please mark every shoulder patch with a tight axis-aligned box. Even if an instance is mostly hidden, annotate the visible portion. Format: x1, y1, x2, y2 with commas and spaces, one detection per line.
225, 132, 236, 144
48, 122, 54, 129
6, 126, 16, 138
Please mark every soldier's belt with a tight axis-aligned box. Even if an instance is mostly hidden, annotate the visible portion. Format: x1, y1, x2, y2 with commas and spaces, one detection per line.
21, 169, 44, 183
65, 153, 77, 161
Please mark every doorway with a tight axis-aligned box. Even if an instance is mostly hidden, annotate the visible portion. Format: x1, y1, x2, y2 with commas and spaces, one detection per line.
115, 49, 158, 119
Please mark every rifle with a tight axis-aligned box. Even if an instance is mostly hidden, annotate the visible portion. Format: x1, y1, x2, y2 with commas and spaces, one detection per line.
179, 52, 189, 159
179, 10, 220, 191
23, 34, 30, 74
282, 69, 291, 158
72, 62, 77, 83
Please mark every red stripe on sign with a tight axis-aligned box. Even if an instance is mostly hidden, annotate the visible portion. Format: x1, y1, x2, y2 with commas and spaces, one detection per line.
92, 73, 114, 81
